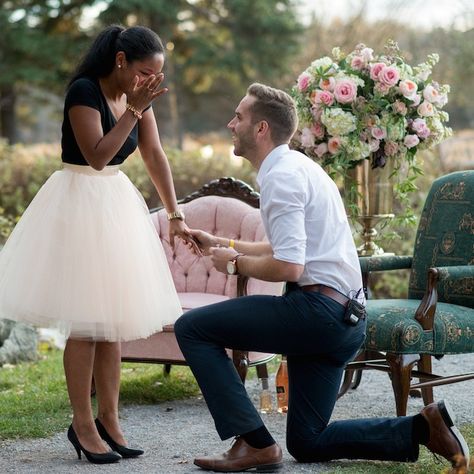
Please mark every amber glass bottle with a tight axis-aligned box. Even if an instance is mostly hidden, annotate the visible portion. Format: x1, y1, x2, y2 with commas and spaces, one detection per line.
275, 355, 288, 413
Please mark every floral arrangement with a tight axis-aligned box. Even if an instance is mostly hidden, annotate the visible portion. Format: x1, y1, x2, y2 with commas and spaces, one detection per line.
291, 40, 451, 172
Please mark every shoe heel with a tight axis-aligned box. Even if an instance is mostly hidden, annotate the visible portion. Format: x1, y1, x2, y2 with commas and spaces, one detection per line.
74, 445, 81, 460
256, 462, 283, 472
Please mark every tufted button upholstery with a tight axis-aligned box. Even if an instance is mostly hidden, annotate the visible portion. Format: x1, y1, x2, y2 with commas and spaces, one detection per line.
152, 195, 282, 298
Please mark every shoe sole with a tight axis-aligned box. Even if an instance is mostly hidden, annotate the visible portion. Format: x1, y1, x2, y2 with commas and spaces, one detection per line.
193, 460, 283, 472
439, 399, 470, 468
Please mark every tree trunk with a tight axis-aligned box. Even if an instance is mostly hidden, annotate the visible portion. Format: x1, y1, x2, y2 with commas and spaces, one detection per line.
0, 84, 18, 144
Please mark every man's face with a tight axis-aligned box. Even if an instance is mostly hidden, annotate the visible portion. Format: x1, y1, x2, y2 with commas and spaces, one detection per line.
227, 95, 257, 158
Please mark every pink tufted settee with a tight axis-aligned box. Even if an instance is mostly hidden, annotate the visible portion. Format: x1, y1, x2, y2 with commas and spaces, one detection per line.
121, 178, 284, 382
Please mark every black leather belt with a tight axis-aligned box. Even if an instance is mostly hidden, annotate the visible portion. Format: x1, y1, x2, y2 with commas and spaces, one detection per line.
300, 284, 350, 307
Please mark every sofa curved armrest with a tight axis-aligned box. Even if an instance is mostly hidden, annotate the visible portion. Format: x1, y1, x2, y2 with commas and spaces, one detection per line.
359, 255, 413, 274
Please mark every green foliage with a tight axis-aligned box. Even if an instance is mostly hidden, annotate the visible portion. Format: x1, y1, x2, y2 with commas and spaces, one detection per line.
0, 141, 256, 243
97, 0, 303, 134
0, 1, 94, 90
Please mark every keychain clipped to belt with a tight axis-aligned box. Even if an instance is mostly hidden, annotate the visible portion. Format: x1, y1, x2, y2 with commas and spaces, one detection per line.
344, 288, 366, 326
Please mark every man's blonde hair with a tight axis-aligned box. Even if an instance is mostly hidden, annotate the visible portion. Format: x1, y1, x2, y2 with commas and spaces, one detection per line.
246, 83, 298, 144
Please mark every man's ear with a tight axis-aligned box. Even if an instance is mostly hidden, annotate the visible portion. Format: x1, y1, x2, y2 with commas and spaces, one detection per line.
256, 120, 270, 137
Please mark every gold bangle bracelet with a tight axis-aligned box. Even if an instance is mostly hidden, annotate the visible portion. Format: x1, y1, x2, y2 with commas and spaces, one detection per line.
125, 103, 143, 120
229, 239, 235, 249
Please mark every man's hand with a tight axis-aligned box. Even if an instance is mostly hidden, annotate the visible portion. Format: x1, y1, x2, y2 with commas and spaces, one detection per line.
210, 247, 239, 274
187, 229, 218, 256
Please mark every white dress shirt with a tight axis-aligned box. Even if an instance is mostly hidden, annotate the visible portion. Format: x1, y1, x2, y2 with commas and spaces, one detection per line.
256, 144, 363, 299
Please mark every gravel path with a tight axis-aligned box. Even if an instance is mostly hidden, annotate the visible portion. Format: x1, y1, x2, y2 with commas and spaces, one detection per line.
1, 354, 473, 474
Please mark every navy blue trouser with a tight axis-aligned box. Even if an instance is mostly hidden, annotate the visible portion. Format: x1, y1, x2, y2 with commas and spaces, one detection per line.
174, 286, 418, 462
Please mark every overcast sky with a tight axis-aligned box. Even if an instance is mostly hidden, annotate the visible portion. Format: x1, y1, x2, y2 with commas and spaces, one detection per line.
81, 1, 474, 32
299, 0, 473, 31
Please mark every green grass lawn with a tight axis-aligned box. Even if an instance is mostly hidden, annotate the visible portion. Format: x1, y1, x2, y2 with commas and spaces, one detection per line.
0, 348, 199, 439
0, 350, 472, 473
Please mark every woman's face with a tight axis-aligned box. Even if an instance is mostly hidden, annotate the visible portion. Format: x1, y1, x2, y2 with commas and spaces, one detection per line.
117, 52, 165, 89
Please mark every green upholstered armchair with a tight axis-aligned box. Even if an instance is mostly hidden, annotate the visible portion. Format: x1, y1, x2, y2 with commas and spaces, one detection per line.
341, 170, 474, 416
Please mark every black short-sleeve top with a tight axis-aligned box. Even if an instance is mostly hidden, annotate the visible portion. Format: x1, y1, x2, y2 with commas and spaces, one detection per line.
61, 77, 143, 166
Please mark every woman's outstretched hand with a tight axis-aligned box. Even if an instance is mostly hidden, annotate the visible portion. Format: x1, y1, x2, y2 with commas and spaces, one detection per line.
169, 220, 203, 256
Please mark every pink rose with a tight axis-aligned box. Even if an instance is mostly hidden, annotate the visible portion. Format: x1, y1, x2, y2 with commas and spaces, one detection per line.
370, 62, 386, 81
393, 100, 408, 115
411, 118, 427, 133
399, 80, 418, 99
360, 47, 374, 62
369, 139, 380, 152
311, 122, 325, 139
371, 126, 387, 140
314, 143, 328, 158
417, 101, 435, 117
384, 141, 399, 157
422, 85, 440, 103
300, 127, 315, 147
311, 106, 323, 121
410, 94, 421, 106
328, 136, 342, 154
319, 77, 336, 91
312, 90, 334, 107
334, 80, 357, 104
297, 72, 312, 91
378, 66, 400, 87
351, 56, 365, 70
404, 134, 420, 149
411, 118, 431, 138
374, 82, 390, 95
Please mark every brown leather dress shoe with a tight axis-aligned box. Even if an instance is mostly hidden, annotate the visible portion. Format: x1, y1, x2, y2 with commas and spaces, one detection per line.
194, 436, 283, 472
421, 399, 470, 468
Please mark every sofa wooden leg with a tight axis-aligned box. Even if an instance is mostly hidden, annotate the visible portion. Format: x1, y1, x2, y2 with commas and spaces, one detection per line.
256, 363, 269, 380
233, 350, 249, 383
418, 354, 434, 406
163, 364, 171, 376
387, 353, 419, 416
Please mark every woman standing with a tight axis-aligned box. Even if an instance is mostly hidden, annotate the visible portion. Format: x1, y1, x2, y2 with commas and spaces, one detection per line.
0, 25, 188, 463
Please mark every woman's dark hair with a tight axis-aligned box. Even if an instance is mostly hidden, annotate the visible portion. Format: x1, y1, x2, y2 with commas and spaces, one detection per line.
68, 25, 164, 87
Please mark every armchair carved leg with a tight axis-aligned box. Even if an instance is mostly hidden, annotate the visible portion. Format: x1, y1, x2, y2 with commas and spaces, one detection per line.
387, 353, 420, 416
417, 354, 434, 406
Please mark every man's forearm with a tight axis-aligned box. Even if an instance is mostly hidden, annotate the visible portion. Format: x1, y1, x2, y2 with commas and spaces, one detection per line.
214, 238, 272, 256
237, 254, 303, 282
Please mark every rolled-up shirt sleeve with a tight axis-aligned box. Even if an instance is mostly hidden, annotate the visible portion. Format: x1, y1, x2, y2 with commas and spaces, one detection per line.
260, 171, 307, 265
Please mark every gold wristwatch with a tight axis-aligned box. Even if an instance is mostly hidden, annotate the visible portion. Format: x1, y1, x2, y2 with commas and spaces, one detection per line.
167, 210, 185, 221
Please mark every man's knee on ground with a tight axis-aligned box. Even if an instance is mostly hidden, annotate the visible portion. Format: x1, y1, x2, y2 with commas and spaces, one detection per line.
287, 436, 325, 463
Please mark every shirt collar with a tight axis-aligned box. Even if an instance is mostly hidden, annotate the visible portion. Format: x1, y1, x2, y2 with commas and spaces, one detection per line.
256, 144, 290, 187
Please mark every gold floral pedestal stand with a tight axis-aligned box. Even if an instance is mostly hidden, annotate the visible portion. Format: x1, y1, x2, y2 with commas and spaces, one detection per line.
346, 159, 395, 257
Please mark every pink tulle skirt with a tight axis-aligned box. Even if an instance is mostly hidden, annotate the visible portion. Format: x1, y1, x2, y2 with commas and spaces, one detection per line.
0, 164, 182, 341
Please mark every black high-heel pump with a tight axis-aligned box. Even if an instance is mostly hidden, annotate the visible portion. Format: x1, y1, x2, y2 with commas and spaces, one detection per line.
95, 418, 145, 458
67, 425, 121, 464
